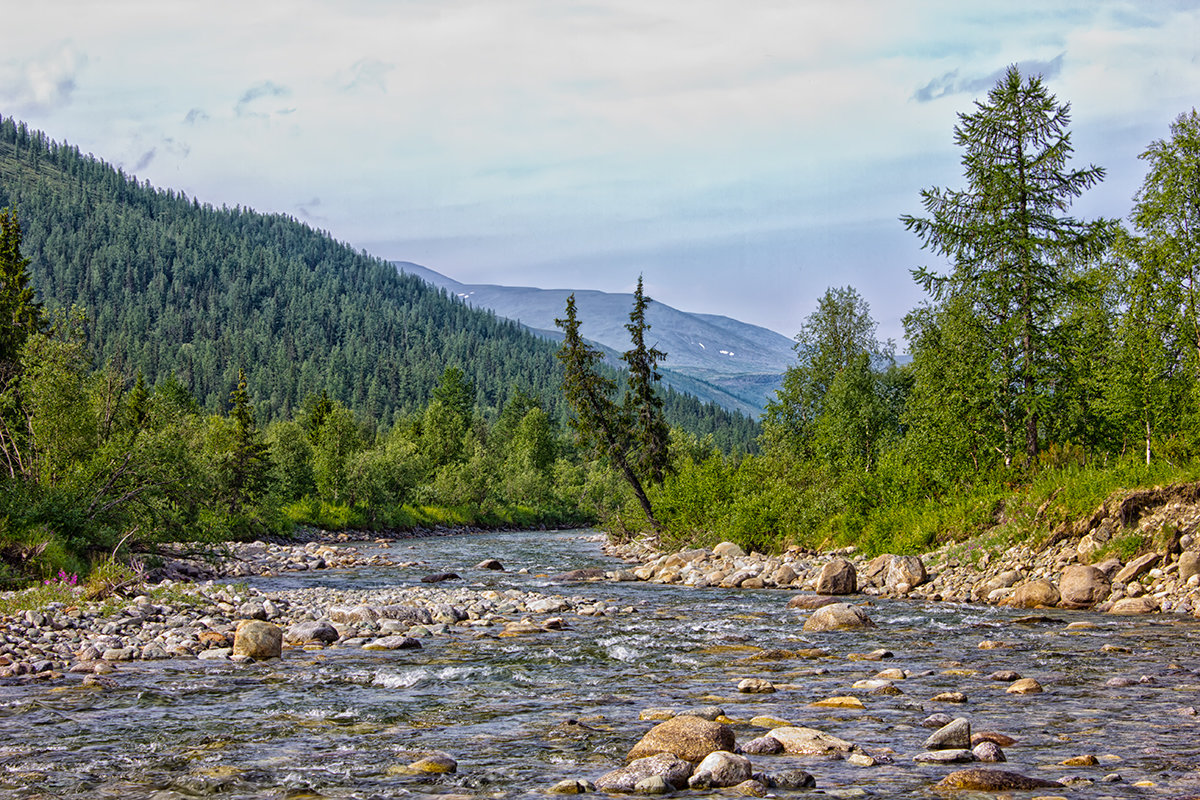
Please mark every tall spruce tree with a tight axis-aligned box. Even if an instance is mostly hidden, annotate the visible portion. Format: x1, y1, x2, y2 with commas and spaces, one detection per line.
555, 294, 658, 528
622, 276, 671, 486
901, 65, 1110, 465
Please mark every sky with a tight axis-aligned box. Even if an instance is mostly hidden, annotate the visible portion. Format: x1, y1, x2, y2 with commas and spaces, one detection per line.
2, 1, 1198, 345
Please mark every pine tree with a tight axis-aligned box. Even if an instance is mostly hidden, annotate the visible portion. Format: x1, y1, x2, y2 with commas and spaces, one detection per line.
0, 208, 43, 376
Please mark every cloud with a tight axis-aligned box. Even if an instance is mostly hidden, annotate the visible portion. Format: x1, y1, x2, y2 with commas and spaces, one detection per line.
297, 197, 325, 222
183, 107, 209, 125
338, 58, 393, 92
913, 53, 1066, 102
0, 43, 86, 113
134, 148, 156, 171
234, 80, 292, 117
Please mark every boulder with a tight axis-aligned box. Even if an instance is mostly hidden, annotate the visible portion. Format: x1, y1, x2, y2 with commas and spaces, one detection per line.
713, 541, 746, 558
816, 558, 857, 595
408, 755, 457, 774
786, 594, 838, 610
1179, 550, 1200, 582
885, 555, 927, 591
925, 718, 971, 750
767, 726, 856, 755
913, 749, 977, 764
737, 678, 775, 693
627, 715, 736, 763
768, 769, 816, 789
475, 559, 504, 571
802, 602, 875, 632
1059, 564, 1111, 608
597, 753, 693, 792
232, 620, 282, 660
420, 572, 460, 583
285, 621, 339, 644
1114, 552, 1161, 585
937, 769, 1063, 791
740, 736, 783, 755
688, 751, 753, 789
1109, 596, 1158, 615
973, 741, 1006, 762
1005, 579, 1060, 608
1006, 678, 1043, 694
551, 568, 607, 582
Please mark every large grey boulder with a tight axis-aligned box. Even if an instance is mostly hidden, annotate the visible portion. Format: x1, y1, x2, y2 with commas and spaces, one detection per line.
767, 726, 856, 755
1005, 579, 1060, 608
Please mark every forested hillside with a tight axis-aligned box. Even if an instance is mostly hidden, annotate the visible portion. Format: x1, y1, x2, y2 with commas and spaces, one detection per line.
0, 115, 756, 450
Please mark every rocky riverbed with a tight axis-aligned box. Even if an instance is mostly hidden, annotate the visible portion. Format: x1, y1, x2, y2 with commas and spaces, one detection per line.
2, 528, 1200, 799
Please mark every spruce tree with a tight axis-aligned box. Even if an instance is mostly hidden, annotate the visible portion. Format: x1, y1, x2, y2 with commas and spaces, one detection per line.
901, 65, 1111, 464
622, 276, 671, 486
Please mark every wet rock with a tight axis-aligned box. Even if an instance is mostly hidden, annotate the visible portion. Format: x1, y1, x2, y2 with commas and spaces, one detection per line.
285, 620, 339, 644
420, 572, 460, 583
1006, 678, 1043, 694
931, 691, 968, 703
988, 670, 1021, 681
767, 769, 816, 789
1006, 579, 1060, 608
549, 779, 593, 794
737, 678, 775, 694
925, 718, 971, 750
627, 716, 736, 763
551, 568, 607, 582
232, 620, 282, 660
1061, 754, 1099, 766
688, 751, 752, 789
740, 736, 783, 755
913, 749, 977, 764
816, 558, 857, 595
802, 603, 875, 631
597, 753, 693, 792
971, 732, 1017, 747
767, 726, 856, 755
475, 559, 504, 571
362, 635, 421, 651
634, 775, 670, 794
679, 706, 724, 721
809, 696, 864, 709
972, 741, 1006, 762
1059, 565, 1111, 609
786, 594, 838, 610
731, 778, 766, 796
937, 768, 1063, 791
921, 713, 954, 729
409, 754, 457, 773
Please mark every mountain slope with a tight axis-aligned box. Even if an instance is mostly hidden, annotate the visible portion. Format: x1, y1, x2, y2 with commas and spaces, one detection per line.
0, 115, 759, 450
396, 262, 795, 416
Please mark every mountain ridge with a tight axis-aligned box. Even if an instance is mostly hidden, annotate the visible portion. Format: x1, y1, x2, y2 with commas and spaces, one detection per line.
395, 261, 794, 417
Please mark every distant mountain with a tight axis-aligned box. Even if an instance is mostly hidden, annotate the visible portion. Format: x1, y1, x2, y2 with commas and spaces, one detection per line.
396, 262, 795, 417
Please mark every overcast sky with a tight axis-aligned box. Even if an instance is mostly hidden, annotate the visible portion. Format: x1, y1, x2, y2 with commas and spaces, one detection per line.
2, 1, 1198, 343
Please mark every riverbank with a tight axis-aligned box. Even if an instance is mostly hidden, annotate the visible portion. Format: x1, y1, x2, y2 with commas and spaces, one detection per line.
603, 483, 1200, 617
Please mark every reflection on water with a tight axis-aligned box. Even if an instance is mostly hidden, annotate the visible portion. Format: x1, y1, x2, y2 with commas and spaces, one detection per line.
3, 530, 1200, 798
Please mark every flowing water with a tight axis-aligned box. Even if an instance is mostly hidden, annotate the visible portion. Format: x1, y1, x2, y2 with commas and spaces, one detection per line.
3, 530, 1200, 799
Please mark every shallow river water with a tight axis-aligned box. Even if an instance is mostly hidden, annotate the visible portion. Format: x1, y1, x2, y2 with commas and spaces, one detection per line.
3, 530, 1200, 799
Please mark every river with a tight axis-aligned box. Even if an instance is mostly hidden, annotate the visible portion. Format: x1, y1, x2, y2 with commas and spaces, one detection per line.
3, 529, 1200, 798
